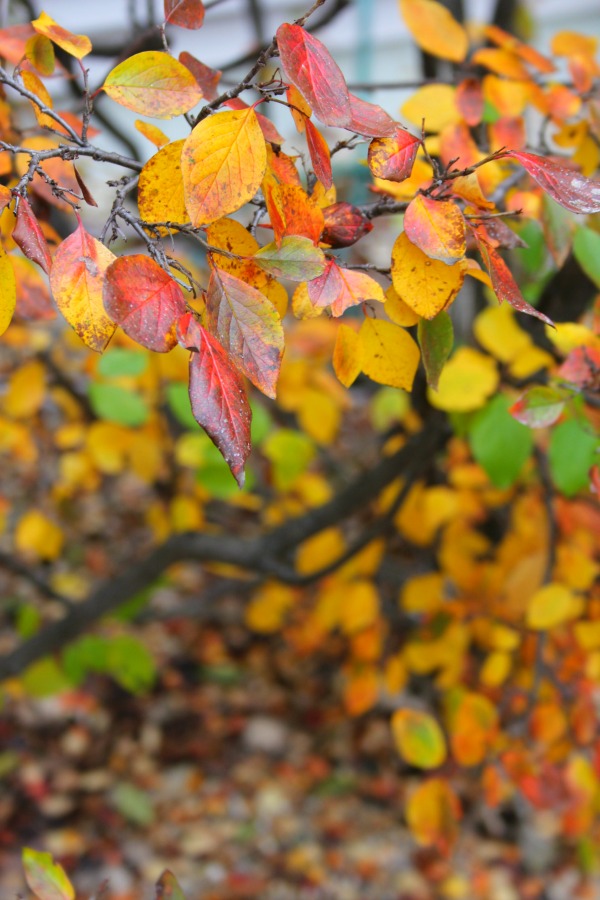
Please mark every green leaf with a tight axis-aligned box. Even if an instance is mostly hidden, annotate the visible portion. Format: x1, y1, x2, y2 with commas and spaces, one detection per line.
167, 382, 200, 430
62, 635, 110, 684
16, 603, 41, 638
254, 236, 326, 282
22, 658, 72, 697
573, 227, 600, 289
418, 311, 454, 391
98, 348, 148, 377
156, 871, 187, 900
110, 782, 155, 826
262, 429, 315, 490
195, 440, 255, 498
469, 394, 534, 488
22, 849, 75, 900
548, 418, 598, 496
509, 385, 567, 428
89, 383, 148, 426
250, 400, 272, 445
106, 635, 156, 693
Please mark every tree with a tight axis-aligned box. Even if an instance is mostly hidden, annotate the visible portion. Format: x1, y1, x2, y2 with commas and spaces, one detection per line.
1, 0, 600, 891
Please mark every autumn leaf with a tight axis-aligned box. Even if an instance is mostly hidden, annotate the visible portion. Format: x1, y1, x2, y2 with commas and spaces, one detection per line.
182, 108, 267, 226
25, 33, 55, 76
134, 120, 169, 148
368, 128, 421, 182
308, 260, 385, 317
164, 0, 205, 29
321, 202, 373, 248
392, 709, 447, 769
449, 692, 498, 767
102, 51, 202, 118
206, 265, 284, 399
455, 77, 484, 126
359, 318, 420, 391
405, 779, 461, 850
304, 117, 332, 189
254, 236, 326, 282
509, 386, 567, 428
263, 180, 324, 247
346, 93, 397, 138
22, 849, 74, 900
527, 583, 580, 630
428, 347, 498, 412
276, 23, 351, 127
391, 231, 465, 318
137, 139, 188, 231
156, 870, 187, 900
333, 324, 363, 387
177, 312, 251, 487
399, 0, 468, 63
13, 196, 52, 274
179, 52, 221, 100
418, 312, 454, 390
31, 11, 91, 58
50, 219, 116, 352
0, 241, 16, 336
404, 197, 466, 264
103, 255, 187, 352
508, 150, 600, 214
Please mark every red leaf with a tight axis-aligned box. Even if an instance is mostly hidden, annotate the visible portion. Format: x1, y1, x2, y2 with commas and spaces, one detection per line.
206, 265, 284, 399
307, 259, 385, 316
557, 345, 600, 389
103, 255, 187, 352
455, 77, 484, 126
321, 202, 373, 248
368, 127, 421, 182
346, 93, 397, 138
73, 165, 98, 207
179, 51, 221, 100
475, 233, 554, 326
12, 197, 52, 274
304, 117, 332, 189
509, 151, 600, 214
164, 0, 204, 29
276, 23, 350, 127
177, 312, 251, 487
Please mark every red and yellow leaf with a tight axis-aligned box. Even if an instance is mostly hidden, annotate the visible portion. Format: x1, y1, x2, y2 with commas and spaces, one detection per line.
49, 220, 116, 352
102, 51, 202, 119
404, 196, 466, 264
206, 265, 284, 398
22, 848, 74, 900
103, 255, 187, 352
276, 23, 351, 127
177, 313, 251, 487
182, 108, 267, 226
368, 128, 421, 182
308, 260, 385, 317
31, 11, 91, 59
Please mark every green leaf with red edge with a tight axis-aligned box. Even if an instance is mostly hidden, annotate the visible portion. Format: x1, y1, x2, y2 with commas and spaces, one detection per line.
510, 386, 567, 428
156, 870, 187, 900
22, 848, 74, 900
50, 219, 116, 352
182, 107, 267, 226
177, 312, 251, 487
474, 232, 554, 327
179, 51, 221, 100
103, 255, 187, 352
321, 202, 373, 248
368, 128, 421, 181
102, 51, 202, 119
508, 151, 600, 214
404, 196, 466, 264
346, 93, 397, 137
206, 265, 284, 399
276, 23, 351, 127
391, 709, 447, 770
12, 197, 52, 274
304, 117, 332, 189
254, 236, 326, 282
418, 311, 454, 390
164, 0, 205, 29
307, 259, 385, 316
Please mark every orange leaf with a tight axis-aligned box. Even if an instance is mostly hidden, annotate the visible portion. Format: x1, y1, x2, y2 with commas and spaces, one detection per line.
455, 78, 484, 126
404, 197, 466, 264
263, 180, 324, 246
399, 0, 468, 63
50, 219, 116, 351
206, 265, 284, 399
391, 709, 447, 769
179, 52, 221, 101
32, 11, 91, 59
134, 120, 169, 148
164, 0, 205, 29
182, 108, 267, 226
449, 692, 498, 767
405, 779, 461, 851
103, 51, 202, 118
307, 260, 385, 317
391, 231, 465, 318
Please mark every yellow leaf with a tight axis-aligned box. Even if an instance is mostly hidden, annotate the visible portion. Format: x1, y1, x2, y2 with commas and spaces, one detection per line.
526, 583, 580, 630
402, 84, 460, 132
384, 284, 420, 326
404, 196, 466, 264
182, 108, 267, 226
32, 11, 91, 58
399, 0, 468, 62
551, 31, 598, 58
427, 347, 498, 412
3, 360, 46, 419
392, 709, 447, 769
474, 303, 531, 364
246, 582, 296, 633
0, 242, 16, 336
401, 572, 446, 615
134, 120, 169, 148
359, 318, 420, 391
448, 691, 498, 767
296, 528, 345, 576
15, 510, 64, 561
333, 324, 362, 387
545, 322, 600, 355
103, 51, 201, 118
297, 387, 341, 445
483, 75, 530, 118
21, 70, 55, 129
405, 778, 460, 849
137, 140, 188, 232
292, 282, 323, 319
170, 495, 204, 532
339, 580, 380, 634
86, 422, 132, 474
391, 231, 465, 318
480, 651, 511, 687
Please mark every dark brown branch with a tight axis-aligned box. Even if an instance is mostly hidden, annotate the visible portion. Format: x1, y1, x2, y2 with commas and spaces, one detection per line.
0, 418, 449, 680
